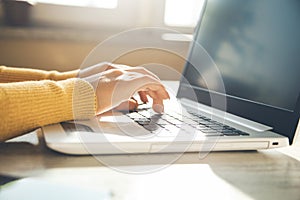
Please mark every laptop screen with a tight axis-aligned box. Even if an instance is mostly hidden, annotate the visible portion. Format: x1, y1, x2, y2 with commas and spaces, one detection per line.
178, 0, 300, 143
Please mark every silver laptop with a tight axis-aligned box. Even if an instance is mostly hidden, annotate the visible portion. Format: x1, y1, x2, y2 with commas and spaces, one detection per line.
42, 0, 300, 155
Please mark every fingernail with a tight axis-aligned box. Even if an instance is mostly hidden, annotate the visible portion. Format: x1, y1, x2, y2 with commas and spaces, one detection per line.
153, 104, 164, 113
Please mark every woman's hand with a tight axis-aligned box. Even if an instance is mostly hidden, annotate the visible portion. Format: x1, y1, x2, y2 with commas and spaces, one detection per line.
80, 64, 170, 114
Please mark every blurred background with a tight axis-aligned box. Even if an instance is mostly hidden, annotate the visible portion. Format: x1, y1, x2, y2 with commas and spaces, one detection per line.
0, 0, 204, 80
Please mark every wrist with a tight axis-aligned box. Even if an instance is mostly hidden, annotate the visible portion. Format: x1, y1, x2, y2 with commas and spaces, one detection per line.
78, 62, 112, 78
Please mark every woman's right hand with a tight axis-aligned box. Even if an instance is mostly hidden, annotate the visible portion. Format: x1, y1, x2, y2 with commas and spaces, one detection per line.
80, 63, 170, 114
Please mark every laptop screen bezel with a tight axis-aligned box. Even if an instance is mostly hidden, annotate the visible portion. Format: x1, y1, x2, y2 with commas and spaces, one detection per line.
177, 0, 300, 144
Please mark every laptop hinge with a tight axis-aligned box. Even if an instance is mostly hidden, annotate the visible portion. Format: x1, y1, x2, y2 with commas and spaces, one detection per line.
180, 98, 273, 132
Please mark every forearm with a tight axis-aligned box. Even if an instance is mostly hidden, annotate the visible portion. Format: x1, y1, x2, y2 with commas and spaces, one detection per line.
0, 78, 96, 141
0, 66, 79, 83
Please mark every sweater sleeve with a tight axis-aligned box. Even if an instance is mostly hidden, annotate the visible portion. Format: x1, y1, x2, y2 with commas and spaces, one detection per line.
0, 78, 96, 141
0, 66, 79, 83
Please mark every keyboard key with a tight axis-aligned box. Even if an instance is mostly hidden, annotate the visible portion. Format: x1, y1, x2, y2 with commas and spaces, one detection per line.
235, 131, 250, 136
194, 125, 210, 130
137, 103, 151, 110
153, 119, 169, 125
168, 112, 183, 120
201, 129, 218, 133
181, 119, 199, 125
165, 119, 183, 125
220, 130, 237, 133
150, 114, 163, 120
203, 132, 224, 137
143, 124, 160, 132
207, 125, 225, 130
160, 115, 175, 120
223, 132, 240, 136
135, 119, 151, 126
127, 112, 144, 119
138, 110, 153, 118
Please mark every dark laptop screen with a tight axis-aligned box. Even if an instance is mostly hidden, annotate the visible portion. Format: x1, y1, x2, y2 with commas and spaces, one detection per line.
178, 0, 300, 143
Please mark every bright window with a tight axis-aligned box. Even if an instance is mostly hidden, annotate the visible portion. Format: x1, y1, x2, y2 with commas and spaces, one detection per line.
26, 0, 203, 33
164, 0, 204, 27
32, 0, 118, 9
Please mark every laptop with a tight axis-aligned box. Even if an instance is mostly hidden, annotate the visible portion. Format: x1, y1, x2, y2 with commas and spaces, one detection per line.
42, 0, 300, 155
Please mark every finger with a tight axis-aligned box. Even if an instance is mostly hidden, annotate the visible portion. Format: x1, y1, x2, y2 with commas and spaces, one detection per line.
147, 90, 164, 113
125, 67, 160, 81
154, 86, 170, 100
113, 99, 138, 112
109, 64, 132, 70
138, 91, 148, 103
140, 83, 170, 100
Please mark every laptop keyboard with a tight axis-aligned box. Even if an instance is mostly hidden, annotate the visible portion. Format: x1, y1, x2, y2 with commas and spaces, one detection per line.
125, 104, 250, 137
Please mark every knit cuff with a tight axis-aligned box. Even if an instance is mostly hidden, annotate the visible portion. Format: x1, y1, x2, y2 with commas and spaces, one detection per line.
71, 79, 97, 120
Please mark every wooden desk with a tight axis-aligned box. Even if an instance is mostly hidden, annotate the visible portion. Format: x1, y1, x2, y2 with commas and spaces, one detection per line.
1, 82, 300, 200
1, 130, 300, 200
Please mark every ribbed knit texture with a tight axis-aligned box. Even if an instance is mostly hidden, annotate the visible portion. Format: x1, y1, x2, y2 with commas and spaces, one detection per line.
0, 66, 79, 83
0, 66, 96, 141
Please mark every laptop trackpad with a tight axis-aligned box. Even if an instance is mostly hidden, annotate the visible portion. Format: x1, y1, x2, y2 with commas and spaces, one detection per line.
98, 115, 151, 137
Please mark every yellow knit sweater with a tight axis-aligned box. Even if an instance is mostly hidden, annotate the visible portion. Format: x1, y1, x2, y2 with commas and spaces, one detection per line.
0, 66, 96, 141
